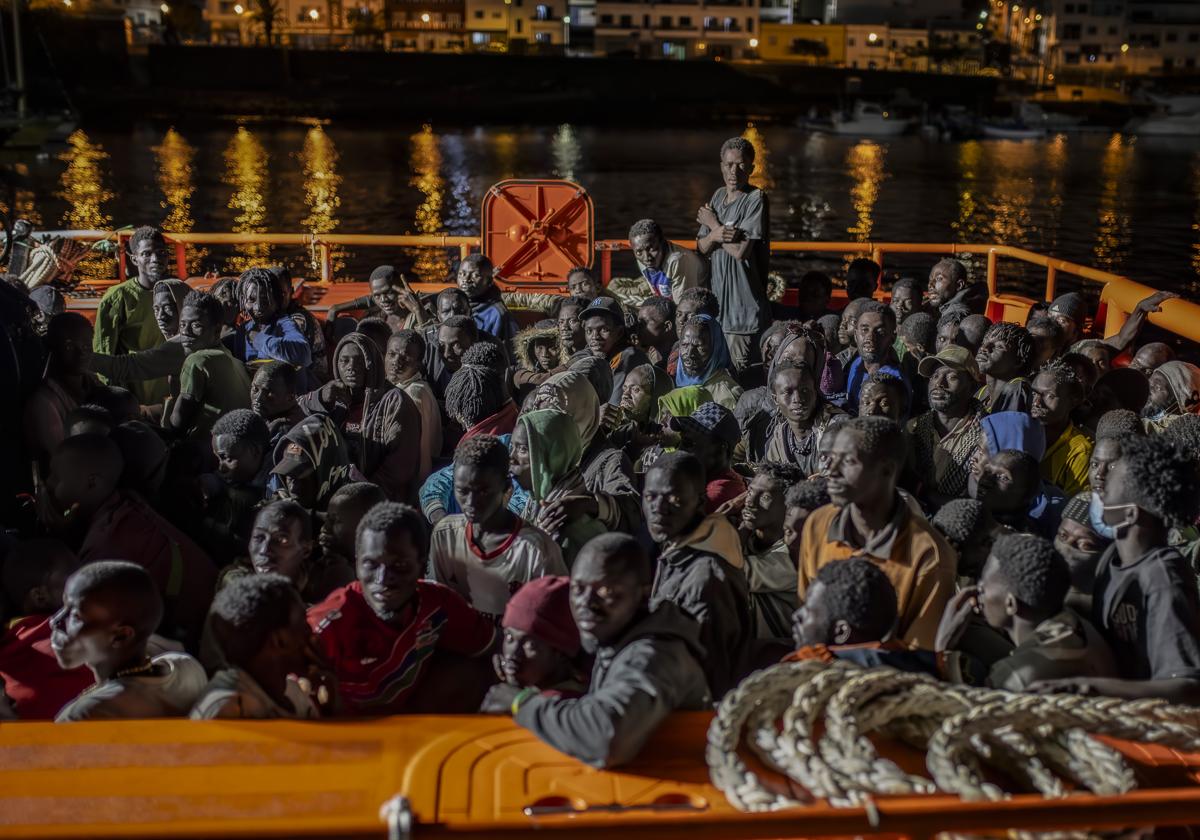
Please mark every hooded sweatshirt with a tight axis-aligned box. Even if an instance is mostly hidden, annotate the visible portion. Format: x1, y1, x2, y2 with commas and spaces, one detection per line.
674, 314, 742, 410
1145, 361, 1200, 433
652, 515, 753, 698
470, 284, 518, 344
514, 601, 712, 768
513, 325, 565, 398
517, 409, 606, 565
271, 413, 357, 511
298, 332, 421, 504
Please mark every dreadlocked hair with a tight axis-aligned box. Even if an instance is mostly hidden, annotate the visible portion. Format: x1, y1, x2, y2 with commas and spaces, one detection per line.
983, 321, 1035, 375
453, 434, 510, 479
1119, 434, 1200, 528
445, 363, 507, 428
814, 558, 898, 642
1035, 357, 1085, 403
461, 341, 507, 376
991, 533, 1070, 616
786, 477, 831, 510
237, 267, 279, 315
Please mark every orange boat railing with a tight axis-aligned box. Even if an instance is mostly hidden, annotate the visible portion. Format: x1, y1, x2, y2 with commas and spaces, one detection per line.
56, 230, 1200, 346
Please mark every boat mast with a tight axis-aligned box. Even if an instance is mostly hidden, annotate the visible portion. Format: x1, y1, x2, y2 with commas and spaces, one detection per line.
10, 0, 23, 120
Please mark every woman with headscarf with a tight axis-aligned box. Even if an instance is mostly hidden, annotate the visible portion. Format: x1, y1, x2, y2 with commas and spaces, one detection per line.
297, 332, 421, 504
674, 313, 741, 410
1143, 360, 1200, 434
510, 409, 606, 566
764, 361, 845, 476
529, 370, 641, 533
228, 267, 314, 390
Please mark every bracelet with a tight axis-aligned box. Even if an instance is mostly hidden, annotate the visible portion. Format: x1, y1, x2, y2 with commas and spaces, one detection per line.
511, 687, 538, 717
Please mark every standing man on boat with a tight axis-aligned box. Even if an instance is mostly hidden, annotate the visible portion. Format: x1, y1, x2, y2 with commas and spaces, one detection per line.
93, 226, 170, 407
697, 137, 770, 375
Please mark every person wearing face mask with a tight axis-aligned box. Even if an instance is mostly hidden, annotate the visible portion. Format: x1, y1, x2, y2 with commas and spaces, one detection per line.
1142, 360, 1200, 434
480, 534, 710, 767
1054, 493, 1111, 616
297, 333, 421, 505
456, 254, 517, 345
1035, 435, 1200, 703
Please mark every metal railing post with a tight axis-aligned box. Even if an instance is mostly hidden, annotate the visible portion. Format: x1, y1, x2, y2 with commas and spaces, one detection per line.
986, 249, 997, 297
601, 249, 612, 285
174, 241, 187, 281
1044, 265, 1057, 303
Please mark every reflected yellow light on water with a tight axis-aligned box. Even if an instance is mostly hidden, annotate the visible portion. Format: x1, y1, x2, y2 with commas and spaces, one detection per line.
952, 140, 982, 239
223, 126, 270, 273
742, 122, 774, 191
58, 130, 113, 283
300, 125, 346, 278
1093, 133, 1131, 272
552, 123, 580, 183
846, 140, 885, 242
1042, 134, 1067, 251
982, 140, 1035, 246
410, 124, 448, 282
153, 128, 205, 275
492, 131, 517, 181
0, 163, 42, 227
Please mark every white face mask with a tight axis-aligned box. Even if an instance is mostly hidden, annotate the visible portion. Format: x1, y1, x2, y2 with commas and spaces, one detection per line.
1089, 492, 1118, 540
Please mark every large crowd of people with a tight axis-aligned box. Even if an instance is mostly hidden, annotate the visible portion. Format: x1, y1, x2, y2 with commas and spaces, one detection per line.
1, 135, 1198, 774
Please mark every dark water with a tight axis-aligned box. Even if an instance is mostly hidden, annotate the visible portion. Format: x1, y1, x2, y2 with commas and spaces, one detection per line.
5, 120, 1200, 301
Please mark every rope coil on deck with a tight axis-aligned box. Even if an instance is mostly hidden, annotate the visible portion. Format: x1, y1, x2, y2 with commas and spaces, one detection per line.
707, 662, 1200, 822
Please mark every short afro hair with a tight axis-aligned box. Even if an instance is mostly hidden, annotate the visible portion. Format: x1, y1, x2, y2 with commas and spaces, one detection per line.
211, 409, 271, 449
1117, 435, 1200, 528
937, 309, 966, 334
856, 299, 897, 330
327, 482, 387, 517
957, 314, 992, 349
814, 558, 898, 642
891, 275, 925, 296
628, 219, 663, 242
68, 560, 163, 640
129, 225, 166, 254
1162, 414, 1200, 459
719, 136, 755, 164
253, 360, 298, 393
356, 317, 393, 353
931, 258, 969, 286
676, 287, 719, 319
638, 296, 676, 324
1027, 314, 1065, 343
931, 499, 989, 554
992, 449, 1044, 503
209, 573, 305, 669
254, 499, 314, 543
646, 450, 706, 496
860, 371, 909, 417
440, 314, 479, 340
898, 312, 937, 355
453, 434, 510, 479
579, 532, 653, 586
389, 328, 426, 358
845, 258, 882, 300
1095, 408, 1145, 441
990, 533, 1070, 616
752, 461, 805, 488
1034, 357, 1086, 404
838, 415, 906, 468
459, 253, 494, 275
356, 502, 431, 558
786, 477, 831, 510
556, 294, 592, 317
982, 322, 1035, 375
182, 289, 223, 326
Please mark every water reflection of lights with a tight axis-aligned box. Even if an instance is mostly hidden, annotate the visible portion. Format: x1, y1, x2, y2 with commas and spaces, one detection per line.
952, 140, 982, 240
1093, 133, 1131, 272
58, 130, 113, 282
153, 128, 205, 275
846, 140, 886, 242
742, 122, 774, 191
491, 131, 517, 181
552, 124, 580, 182
0, 163, 42, 227
982, 140, 1035, 247
410, 124, 449, 282
223, 126, 270, 273
300, 125, 345, 278
440, 134, 476, 236
1043, 133, 1067, 253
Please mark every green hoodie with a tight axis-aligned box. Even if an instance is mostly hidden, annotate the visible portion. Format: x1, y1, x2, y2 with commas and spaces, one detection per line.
519, 408, 606, 565
657, 385, 715, 424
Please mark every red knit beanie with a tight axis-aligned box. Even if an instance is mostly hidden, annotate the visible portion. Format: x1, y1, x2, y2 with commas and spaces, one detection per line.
502, 576, 580, 657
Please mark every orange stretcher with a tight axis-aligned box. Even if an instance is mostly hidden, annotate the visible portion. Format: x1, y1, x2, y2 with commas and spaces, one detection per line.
1, 712, 1199, 839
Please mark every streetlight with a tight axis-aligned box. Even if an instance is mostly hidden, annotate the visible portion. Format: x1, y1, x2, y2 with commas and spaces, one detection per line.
233, 3, 243, 12
562, 14, 570, 47
160, 2, 169, 12
749, 37, 758, 47
867, 31, 878, 42
1120, 43, 1129, 52
309, 7, 318, 18
421, 12, 429, 21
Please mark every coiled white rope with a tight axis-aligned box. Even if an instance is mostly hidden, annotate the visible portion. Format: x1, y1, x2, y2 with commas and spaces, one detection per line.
708, 661, 1200, 817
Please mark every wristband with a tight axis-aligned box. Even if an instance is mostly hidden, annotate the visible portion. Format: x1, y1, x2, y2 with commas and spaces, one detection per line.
511, 687, 538, 717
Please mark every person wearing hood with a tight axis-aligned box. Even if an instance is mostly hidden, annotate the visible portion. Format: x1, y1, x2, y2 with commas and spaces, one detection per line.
765, 362, 845, 476
457, 254, 516, 344
927, 258, 987, 316
644, 451, 751, 697
567, 350, 615, 404
27, 285, 64, 337
298, 332, 422, 505
528, 370, 641, 534
674, 313, 741, 410
513, 322, 566, 400
580, 297, 650, 414
610, 362, 673, 470
1143, 360, 1200, 433
270, 413, 358, 514
510, 409, 606, 566
481, 533, 710, 768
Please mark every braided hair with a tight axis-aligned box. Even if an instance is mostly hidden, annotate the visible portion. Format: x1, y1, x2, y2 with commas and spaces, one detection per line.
445, 363, 508, 428
237, 267, 280, 319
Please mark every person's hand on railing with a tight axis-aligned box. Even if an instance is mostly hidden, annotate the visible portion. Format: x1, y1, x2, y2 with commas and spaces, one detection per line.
1135, 290, 1179, 315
